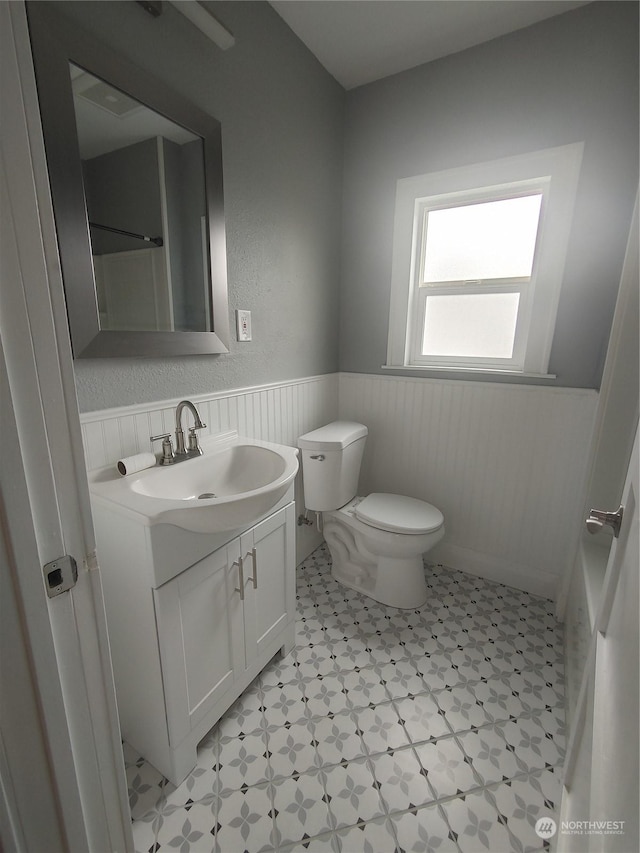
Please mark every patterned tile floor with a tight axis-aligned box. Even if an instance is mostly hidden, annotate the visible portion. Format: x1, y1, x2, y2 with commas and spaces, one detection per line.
129, 545, 565, 853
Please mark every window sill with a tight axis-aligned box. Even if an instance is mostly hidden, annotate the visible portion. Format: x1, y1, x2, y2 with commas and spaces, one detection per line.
381, 364, 557, 380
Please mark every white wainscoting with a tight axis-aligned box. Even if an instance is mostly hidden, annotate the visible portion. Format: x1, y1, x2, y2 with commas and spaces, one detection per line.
339, 372, 598, 599
80, 374, 339, 563
80, 370, 598, 598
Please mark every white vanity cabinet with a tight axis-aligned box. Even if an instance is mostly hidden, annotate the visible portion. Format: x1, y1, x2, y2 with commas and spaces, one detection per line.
153, 505, 296, 770
92, 490, 296, 786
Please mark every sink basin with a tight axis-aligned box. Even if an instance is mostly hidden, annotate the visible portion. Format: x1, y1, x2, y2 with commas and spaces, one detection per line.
89, 433, 299, 533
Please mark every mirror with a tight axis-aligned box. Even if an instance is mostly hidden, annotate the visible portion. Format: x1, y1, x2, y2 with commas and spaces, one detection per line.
27, 2, 230, 357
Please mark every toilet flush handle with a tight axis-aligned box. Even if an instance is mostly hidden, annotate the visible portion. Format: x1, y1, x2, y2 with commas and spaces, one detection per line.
310, 454, 325, 461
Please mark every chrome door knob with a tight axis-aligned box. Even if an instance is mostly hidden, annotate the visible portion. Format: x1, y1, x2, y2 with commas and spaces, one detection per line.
585, 506, 624, 538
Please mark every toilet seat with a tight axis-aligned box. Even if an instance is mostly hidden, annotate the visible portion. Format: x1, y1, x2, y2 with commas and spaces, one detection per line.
354, 493, 443, 535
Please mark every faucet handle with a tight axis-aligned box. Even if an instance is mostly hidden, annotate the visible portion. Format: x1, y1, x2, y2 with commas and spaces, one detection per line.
187, 424, 206, 454
150, 433, 175, 465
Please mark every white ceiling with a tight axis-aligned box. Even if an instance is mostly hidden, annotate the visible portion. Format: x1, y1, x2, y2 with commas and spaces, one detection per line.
269, 1, 592, 89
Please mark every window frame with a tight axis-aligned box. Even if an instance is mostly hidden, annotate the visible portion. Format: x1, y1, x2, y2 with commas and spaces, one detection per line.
386, 144, 584, 376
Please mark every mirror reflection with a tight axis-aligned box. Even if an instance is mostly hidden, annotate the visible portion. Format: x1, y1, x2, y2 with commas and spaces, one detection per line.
70, 64, 211, 333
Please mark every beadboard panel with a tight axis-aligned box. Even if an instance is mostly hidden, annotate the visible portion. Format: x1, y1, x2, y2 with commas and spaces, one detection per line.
80, 374, 337, 470
80, 374, 339, 563
80, 371, 598, 597
339, 372, 598, 599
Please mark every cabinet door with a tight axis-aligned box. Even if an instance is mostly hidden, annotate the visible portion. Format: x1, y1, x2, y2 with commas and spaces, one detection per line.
154, 539, 245, 746
241, 503, 296, 666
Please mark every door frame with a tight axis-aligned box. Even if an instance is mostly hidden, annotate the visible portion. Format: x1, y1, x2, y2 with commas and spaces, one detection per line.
1, 3, 132, 849
557, 193, 639, 617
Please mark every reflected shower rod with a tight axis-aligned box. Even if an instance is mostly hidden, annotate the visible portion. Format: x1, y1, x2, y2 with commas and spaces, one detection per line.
89, 221, 163, 247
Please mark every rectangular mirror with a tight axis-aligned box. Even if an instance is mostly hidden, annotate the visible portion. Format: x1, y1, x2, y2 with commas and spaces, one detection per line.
27, 2, 230, 357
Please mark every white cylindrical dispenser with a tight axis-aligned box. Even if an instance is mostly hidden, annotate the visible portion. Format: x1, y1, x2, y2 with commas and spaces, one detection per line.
298, 421, 368, 511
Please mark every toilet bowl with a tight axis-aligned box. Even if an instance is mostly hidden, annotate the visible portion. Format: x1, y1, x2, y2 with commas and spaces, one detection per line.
298, 422, 445, 608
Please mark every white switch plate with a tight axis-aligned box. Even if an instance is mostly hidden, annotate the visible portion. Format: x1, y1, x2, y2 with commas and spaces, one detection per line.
236, 309, 252, 341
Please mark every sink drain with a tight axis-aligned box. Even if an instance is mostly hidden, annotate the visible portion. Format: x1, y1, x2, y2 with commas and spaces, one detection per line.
198, 492, 217, 499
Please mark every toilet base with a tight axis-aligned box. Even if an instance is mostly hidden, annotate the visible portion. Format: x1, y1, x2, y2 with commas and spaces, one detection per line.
330, 552, 428, 609
321, 500, 443, 610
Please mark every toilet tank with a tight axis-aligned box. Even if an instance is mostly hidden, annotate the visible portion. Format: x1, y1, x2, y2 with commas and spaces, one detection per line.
298, 421, 368, 511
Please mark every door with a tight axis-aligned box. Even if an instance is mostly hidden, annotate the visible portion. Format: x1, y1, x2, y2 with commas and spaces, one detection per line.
155, 539, 245, 746
559, 426, 639, 852
1, 4, 132, 849
589, 426, 638, 849
242, 503, 296, 665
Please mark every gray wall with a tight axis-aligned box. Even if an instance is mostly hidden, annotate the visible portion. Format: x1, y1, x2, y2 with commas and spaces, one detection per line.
49, 0, 344, 411
340, 1, 639, 389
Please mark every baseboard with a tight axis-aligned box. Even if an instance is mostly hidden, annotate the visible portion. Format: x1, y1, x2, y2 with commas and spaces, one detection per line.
430, 541, 559, 602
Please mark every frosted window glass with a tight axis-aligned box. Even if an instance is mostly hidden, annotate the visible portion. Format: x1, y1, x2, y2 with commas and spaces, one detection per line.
422, 293, 520, 358
423, 194, 542, 283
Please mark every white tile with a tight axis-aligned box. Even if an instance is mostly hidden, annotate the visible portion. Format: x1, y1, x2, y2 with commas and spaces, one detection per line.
446, 647, 498, 682
455, 727, 521, 786
488, 775, 558, 851
304, 673, 351, 718
216, 785, 276, 853
497, 717, 565, 772
313, 711, 367, 766
295, 644, 339, 678
340, 667, 389, 709
358, 703, 411, 754
129, 545, 566, 853
441, 788, 514, 853
411, 650, 462, 689
329, 637, 375, 671
394, 694, 451, 743
367, 748, 435, 813
267, 720, 318, 779
435, 684, 494, 733
336, 816, 398, 852
414, 736, 480, 799
471, 675, 529, 723
272, 771, 333, 846
218, 731, 270, 791
377, 659, 429, 700
154, 799, 217, 853
262, 681, 308, 727
390, 805, 460, 853
126, 760, 167, 821
322, 759, 385, 828
132, 810, 158, 853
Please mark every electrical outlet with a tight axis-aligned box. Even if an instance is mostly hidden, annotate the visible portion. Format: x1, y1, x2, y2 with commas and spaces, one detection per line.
236, 309, 252, 341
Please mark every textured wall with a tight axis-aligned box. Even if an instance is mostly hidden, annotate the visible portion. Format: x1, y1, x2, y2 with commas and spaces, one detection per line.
46, 1, 344, 411
340, 1, 639, 389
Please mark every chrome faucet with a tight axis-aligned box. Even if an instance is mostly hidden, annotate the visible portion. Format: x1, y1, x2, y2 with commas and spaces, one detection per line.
150, 400, 206, 465
175, 400, 206, 458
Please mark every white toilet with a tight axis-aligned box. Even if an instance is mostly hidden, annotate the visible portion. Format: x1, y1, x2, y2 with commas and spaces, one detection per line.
298, 421, 444, 608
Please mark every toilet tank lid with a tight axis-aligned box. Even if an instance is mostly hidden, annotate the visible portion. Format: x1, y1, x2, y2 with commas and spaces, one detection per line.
298, 421, 368, 450
355, 493, 444, 534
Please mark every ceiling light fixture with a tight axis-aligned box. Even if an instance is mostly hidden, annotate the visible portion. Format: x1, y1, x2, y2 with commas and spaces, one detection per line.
169, 1, 235, 50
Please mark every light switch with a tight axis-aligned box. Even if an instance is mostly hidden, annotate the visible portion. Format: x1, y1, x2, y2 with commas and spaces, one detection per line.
236, 309, 252, 341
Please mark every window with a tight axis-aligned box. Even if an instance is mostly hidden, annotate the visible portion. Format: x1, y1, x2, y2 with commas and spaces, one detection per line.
386, 144, 583, 376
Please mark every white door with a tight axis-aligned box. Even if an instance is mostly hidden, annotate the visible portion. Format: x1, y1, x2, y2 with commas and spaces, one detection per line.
559, 429, 639, 853
1, 3, 132, 850
589, 426, 638, 850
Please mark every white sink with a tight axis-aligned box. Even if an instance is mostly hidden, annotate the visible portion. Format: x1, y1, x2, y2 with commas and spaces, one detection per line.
89, 432, 299, 533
